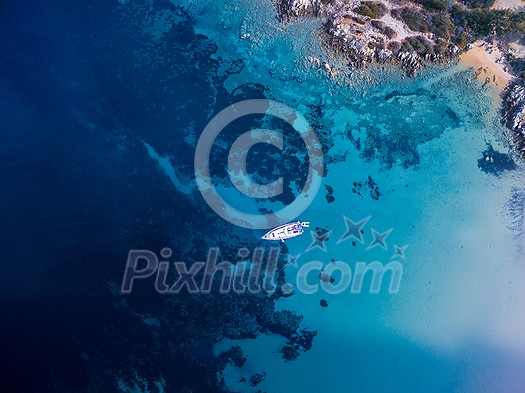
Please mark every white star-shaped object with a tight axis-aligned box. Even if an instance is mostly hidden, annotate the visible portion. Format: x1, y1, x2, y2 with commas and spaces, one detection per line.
392, 245, 408, 260
306, 230, 331, 253
337, 215, 371, 244
367, 228, 393, 250
284, 253, 301, 269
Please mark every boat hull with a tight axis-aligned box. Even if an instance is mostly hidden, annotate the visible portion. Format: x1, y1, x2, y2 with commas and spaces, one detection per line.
261, 221, 309, 242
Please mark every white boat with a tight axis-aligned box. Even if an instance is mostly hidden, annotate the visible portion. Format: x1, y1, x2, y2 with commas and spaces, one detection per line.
261, 221, 310, 242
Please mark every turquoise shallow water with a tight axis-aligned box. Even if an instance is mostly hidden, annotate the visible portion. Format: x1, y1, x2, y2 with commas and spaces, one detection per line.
178, 0, 525, 392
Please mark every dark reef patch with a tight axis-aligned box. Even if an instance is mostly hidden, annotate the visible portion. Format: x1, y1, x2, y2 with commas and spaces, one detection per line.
325, 184, 335, 203
278, 328, 318, 362
352, 176, 381, 200
349, 89, 462, 169
477, 144, 517, 176
217, 345, 247, 369
250, 372, 267, 387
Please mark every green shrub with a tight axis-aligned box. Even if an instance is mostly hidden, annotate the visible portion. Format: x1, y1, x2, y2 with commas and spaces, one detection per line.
415, 0, 448, 12
371, 20, 398, 38
355, 2, 388, 19
356, 5, 375, 18
400, 39, 415, 52
384, 26, 397, 39
510, 11, 525, 34
397, 36, 435, 54
430, 13, 455, 39
433, 38, 449, 55
371, 19, 386, 30
451, 7, 524, 37
406, 36, 434, 54
393, 8, 430, 32
452, 32, 469, 49
459, 0, 496, 8
388, 40, 402, 53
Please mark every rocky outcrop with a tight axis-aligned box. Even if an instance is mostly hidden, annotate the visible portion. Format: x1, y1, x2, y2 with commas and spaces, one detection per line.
276, 0, 326, 22
279, 0, 458, 75
503, 82, 525, 157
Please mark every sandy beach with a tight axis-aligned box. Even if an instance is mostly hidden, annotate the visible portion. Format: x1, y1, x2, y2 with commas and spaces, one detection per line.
459, 42, 513, 93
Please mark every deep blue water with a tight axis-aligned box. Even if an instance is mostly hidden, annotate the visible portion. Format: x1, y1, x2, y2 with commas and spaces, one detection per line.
0, 1, 256, 391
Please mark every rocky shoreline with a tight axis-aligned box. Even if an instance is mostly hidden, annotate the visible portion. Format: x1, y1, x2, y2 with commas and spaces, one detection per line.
277, 0, 525, 159
277, 0, 460, 75
503, 81, 525, 157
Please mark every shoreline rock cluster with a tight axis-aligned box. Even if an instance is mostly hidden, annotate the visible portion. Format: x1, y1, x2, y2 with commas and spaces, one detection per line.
503, 81, 525, 157
276, 0, 324, 22
277, 0, 459, 75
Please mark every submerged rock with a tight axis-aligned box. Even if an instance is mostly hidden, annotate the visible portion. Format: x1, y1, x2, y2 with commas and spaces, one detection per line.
477, 144, 517, 176
217, 345, 247, 369
278, 328, 318, 361
319, 272, 335, 283
249, 372, 267, 387
325, 184, 335, 203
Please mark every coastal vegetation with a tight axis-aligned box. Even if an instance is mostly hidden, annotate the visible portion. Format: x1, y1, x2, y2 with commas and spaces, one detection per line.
392, 7, 430, 33
451, 7, 525, 38
458, 0, 496, 8
371, 20, 397, 38
414, 0, 448, 12
354, 1, 388, 19
390, 2, 525, 53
